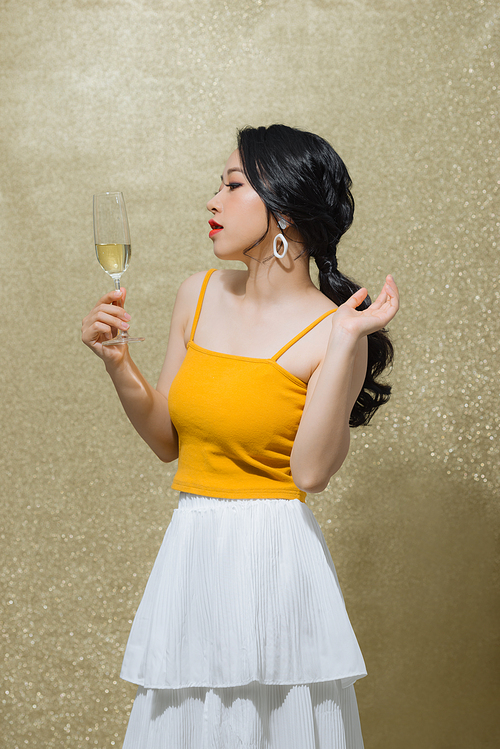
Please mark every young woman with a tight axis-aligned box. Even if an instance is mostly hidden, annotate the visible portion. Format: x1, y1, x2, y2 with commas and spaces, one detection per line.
82, 124, 399, 748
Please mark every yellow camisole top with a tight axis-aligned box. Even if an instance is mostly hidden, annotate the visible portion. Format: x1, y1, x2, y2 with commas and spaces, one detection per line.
168, 269, 336, 502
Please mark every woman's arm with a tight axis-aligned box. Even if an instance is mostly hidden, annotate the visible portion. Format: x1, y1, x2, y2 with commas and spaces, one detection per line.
81, 274, 203, 462
290, 275, 399, 492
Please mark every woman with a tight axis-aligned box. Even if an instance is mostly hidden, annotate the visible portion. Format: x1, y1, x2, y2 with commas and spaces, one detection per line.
82, 124, 399, 748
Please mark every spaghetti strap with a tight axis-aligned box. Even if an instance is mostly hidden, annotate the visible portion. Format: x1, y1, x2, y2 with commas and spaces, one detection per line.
271, 308, 337, 362
189, 269, 217, 342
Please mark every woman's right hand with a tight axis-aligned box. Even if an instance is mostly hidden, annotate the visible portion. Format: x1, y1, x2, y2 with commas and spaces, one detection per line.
81, 288, 131, 365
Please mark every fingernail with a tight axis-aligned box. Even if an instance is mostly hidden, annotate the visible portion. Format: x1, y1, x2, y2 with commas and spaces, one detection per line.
114, 290, 121, 297
124, 313, 131, 321
122, 323, 130, 330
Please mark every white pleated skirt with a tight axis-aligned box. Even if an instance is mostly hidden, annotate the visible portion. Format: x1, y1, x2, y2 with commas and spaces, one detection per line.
121, 494, 366, 748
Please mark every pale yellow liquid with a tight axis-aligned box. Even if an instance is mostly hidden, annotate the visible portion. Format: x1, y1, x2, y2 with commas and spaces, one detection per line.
96, 243, 131, 277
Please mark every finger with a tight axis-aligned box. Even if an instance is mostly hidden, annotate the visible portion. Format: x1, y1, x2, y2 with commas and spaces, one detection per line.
373, 280, 399, 319
345, 287, 368, 307
83, 312, 128, 344
387, 276, 400, 304
370, 276, 398, 309
96, 288, 126, 306
369, 287, 390, 310
82, 304, 130, 334
93, 311, 130, 331
111, 287, 127, 310
385, 275, 399, 297
82, 291, 128, 328
82, 322, 116, 347
91, 320, 119, 338
378, 278, 399, 311
95, 303, 131, 322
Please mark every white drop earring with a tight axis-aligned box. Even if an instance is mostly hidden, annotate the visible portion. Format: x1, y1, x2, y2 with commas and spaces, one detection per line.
273, 218, 288, 259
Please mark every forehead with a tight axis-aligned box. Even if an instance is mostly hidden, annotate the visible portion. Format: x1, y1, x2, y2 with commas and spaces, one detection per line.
223, 149, 243, 174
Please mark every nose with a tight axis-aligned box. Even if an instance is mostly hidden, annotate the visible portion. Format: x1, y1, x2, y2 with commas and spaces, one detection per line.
207, 191, 221, 214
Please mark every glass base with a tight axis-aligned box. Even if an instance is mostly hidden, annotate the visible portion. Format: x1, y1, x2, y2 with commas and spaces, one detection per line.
102, 336, 145, 346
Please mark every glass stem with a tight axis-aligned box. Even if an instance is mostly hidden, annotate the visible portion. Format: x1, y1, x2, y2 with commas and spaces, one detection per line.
113, 277, 127, 340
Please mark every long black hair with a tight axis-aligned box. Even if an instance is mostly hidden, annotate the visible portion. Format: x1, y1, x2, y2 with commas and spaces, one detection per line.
237, 124, 394, 427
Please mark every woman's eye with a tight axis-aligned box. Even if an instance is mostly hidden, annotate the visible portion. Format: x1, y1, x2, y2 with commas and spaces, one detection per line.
214, 182, 242, 195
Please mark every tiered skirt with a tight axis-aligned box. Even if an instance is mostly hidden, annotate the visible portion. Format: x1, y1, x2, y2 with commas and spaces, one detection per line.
121, 494, 366, 748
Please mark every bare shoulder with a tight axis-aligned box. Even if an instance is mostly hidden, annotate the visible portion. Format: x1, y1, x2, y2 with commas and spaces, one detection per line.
175, 266, 244, 295
173, 269, 231, 344
275, 286, 339, 382
174, 269, 220, 316
296, 286, 338, 328
165, 271, 208, 342
310, 286, 338, 314
175, 270, 212, 305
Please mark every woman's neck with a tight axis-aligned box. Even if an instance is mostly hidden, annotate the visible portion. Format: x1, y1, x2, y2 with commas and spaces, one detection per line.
238, 244, 316, 306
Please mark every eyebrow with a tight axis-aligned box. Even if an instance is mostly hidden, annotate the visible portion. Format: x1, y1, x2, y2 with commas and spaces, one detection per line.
221, 168, 245, 179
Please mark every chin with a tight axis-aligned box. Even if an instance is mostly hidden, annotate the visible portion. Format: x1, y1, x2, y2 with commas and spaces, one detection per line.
213, 247, 244, 262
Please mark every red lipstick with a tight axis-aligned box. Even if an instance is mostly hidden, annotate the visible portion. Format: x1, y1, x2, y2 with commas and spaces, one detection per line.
209, 219, 223, 238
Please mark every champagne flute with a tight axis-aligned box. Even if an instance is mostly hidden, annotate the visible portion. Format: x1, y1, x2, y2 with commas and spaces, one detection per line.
93, 191, 144, 345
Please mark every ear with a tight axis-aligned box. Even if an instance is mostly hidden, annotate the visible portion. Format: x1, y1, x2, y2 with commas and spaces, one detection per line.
273, 213, 293, 231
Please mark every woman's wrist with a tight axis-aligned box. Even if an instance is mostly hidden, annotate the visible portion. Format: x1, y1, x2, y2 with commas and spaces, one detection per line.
104, 349, 133, 379
328, 322, 363, 351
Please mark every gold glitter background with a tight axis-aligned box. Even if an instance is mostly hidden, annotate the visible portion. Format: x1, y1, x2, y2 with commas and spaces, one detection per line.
1, 0, 498, 747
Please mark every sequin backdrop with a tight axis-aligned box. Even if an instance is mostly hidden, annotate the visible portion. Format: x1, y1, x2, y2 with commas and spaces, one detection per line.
1, 0, 498, 746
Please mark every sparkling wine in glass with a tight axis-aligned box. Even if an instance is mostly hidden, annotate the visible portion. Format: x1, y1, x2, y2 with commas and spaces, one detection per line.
93, 191, 144, 345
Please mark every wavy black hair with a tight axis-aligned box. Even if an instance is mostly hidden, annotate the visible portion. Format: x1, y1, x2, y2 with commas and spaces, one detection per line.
237, 124, 394, 427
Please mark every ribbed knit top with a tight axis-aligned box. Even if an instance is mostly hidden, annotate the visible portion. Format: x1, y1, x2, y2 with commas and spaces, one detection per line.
168, 270, 336, 501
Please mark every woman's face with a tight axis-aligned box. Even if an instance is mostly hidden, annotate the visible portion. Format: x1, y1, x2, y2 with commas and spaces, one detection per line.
206, 150, 271, 260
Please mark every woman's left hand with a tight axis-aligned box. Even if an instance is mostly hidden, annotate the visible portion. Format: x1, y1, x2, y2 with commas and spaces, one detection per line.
332, 275, 399, 339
